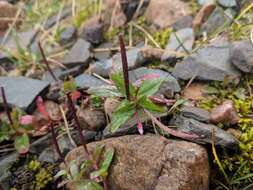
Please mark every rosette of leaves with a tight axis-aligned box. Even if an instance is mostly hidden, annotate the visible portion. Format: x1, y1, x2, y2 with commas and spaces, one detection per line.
55, 145, 114, 190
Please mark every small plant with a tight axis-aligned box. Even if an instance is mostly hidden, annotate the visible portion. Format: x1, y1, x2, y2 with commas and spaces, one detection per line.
55, 144, 114, 190
0, 87, 33, 154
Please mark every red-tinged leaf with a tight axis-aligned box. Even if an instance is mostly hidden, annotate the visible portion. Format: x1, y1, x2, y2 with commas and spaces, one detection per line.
36, 96, 50, 120
135, 74, 161, 87
14, 133, 30, 154
71, 91, 81, 102
20, 115, 35, 125
149, 96, 176, 106
135, 112, 143, 135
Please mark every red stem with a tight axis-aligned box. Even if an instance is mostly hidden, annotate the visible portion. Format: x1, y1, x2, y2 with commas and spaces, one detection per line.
0, 87, 13, 126
38, 42, 58, 82
119, 34, 130, 100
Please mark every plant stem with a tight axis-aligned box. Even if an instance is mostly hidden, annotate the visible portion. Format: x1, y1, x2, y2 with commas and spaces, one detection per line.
119, 34, 130, 100
0, 87, 13, 126
38, 42, 59, 82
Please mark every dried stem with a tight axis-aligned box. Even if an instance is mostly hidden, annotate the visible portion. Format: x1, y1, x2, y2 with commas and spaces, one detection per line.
38, 42, 59, 82
0, 87, 13, 126
119, 34, 130, 100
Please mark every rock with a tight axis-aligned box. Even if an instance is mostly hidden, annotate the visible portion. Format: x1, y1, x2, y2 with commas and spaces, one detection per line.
111, 47, 146, 73
0, 30, 38, 60
172, 41, 241, 81
129, 67, 181, 97
79, 16, 104, 44
77, 106, 106, 131
170, 115, 239, 150
182, 82, 206, 100
198, 0, 215, 5
93, 42, 113, 61
65, 135, 209, 190
89, 59, 113, 78
201, 7, 236, 34
0, 76, 49, 112
59, 26, 77, 45
227, 128, 242, 140
230, 40, 253, 73
0, 153, 18, 190
63, 39, 91, 68
218, 0, 237, 7
210, 100, 239, 125
0, 1, 17, 30
122, 0, 149, 20
145, 0, 191, 29
181, 106, 210, 122
42, 66, 84, 83
172, 15, 193, 30
75, 74, 106, 89
162, 28, 195, 60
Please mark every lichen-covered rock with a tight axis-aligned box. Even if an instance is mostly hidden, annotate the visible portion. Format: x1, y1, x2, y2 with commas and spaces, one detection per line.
65, 135, 210, 190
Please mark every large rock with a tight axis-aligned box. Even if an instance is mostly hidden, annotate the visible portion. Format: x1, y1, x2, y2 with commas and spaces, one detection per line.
63, 39, 91, 68
180, 106, 210, 123
65, 135, 210, 190
172, 41, 241, 81
59, 26, 77, 45
0, 76, 49, 111
170, 115, 239, 150
162, 28, 195, 60
0, 1, 17, 30
230, 40, 253, 73
145, 0, 191, 29
75, 74, 106, 89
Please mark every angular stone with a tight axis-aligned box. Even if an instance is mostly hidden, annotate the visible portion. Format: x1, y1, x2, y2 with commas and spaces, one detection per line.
145, 0, 191, 29
65, 135, 209, 190
75, 74, 106, 89
230, 40, 253, 73
219, 0, 237, 7
172, 15, 193, 30
59, 26, 77, 45
170, 115, 239, 150
93, 42, 113, 61
0, 77, 49, 111
181, 106, 210, 122
198, 0, 215, 5
89, 59, 113, 78
79, 16, 104, 44
162, 28, 195, 60
63, 38, 91, 68
172, 41, 241, 81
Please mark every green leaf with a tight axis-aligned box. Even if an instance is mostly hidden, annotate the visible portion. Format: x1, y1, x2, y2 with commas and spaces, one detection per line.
69, 160, 79, 178
14, 133, 30, 154
54, 169, 67, 179
90, 148, 114, 179
75, 180, 103, 190
0, 121, 12, 143
110, 100, 135, 133
88, 86, 122, 98
139, 97, 167, 113
63, 79, 77, 93
137, 78, 164, 98
168, 99, 186, 112
110, 72, 136, 97
93, 145, 105, 164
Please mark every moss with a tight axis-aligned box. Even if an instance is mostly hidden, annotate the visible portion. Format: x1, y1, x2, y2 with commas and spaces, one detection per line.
105, 27, 121, 41
152, 28, 172, 49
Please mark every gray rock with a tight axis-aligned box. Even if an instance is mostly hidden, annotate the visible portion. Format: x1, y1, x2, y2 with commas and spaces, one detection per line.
201, 7, 236, 34
230, 40, 253, 73
162, 28, 195, 60
198, 0, 215, 5
59, 26, 77, 45
170, 115, 239, 150
93, 42, 113, 61
89, 59, 113, 78
172, 41, 241, 81
0, 77, 49, 111
181, 106, 210, 122
129, 67, 181, 96
219, 0, 237, 7
0, 30, 38, 61
0, 153, 18, 190
63, 38, 91, 68
75, 74, 106, 89
172, 15, 193, 30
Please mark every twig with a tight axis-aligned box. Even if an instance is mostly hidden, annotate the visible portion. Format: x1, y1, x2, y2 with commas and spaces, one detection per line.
92, 73, 113, 85
0, 87, 13, 126
144, 109, 199, 140
59, 105, 77, 148
129, 22, 133, 47
38, 42, 59, 82
133, 0, 145, 19
93, 46, 132, 52
119, 35, 130, 100
131, 22, 161, 48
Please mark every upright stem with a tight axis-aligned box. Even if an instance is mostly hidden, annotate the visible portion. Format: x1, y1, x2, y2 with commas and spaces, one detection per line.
119, 34, 130, 100
0, 87, 13, 126
38, 42, 58, 82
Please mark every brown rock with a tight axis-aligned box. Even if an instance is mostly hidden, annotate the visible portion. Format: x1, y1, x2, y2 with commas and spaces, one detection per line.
0, 1, 18, 30
104, 97, 120, 118
77, 106, 106, 131
65, 135, 209, 190
145, 0, 191, 29
210, 100, 239, 125
182, 82, 206, 100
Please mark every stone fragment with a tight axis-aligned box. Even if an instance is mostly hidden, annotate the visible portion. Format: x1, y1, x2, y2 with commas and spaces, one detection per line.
75, 74, 106, 89
59, 26, 77, 45
181, 106, 210, 122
